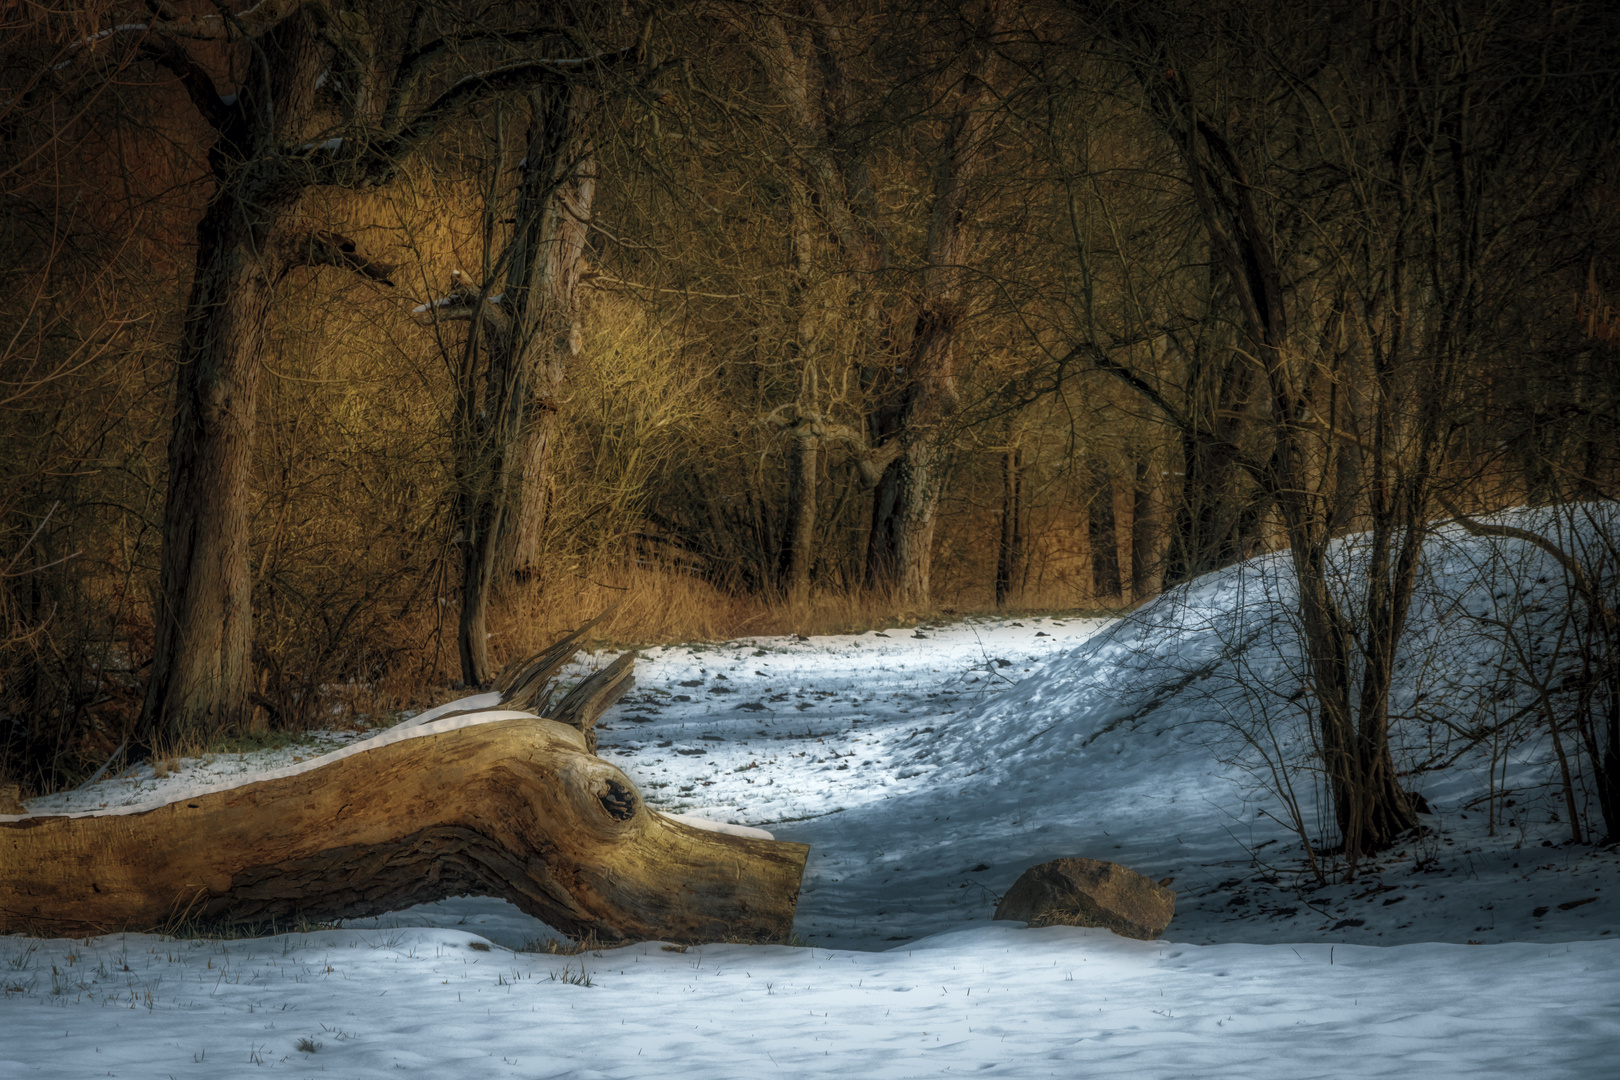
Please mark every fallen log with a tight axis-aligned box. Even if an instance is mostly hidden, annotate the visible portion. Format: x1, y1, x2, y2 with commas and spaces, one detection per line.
0, 716, 808, 942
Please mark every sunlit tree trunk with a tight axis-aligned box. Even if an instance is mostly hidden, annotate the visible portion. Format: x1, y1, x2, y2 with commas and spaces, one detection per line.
502, 84, 597, 583
458, 78, 598, 685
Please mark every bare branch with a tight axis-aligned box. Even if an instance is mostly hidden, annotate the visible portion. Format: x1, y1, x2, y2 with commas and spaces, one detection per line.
294, 231, 397, 286
138, 0, 310, 42
411, 270, 509, 332
135, 35, 230, 131
361, 46, 641, 184
1435, 495, 1609, 619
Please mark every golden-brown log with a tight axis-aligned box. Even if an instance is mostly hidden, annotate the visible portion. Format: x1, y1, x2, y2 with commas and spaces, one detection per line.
0, 717, 807, 943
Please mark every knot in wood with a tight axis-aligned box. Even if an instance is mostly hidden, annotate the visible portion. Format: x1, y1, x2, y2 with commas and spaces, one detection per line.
598, 778, 637, 821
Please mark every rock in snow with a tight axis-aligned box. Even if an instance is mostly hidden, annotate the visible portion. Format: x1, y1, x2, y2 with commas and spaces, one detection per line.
994, 857, 1176, 940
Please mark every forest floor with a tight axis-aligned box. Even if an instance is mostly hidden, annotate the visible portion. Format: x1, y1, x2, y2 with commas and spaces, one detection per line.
5, 521, 1619, 1077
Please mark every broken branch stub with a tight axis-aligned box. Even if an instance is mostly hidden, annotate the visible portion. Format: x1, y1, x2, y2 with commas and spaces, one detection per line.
549, 651, 637, 753
486, 606, 619, 714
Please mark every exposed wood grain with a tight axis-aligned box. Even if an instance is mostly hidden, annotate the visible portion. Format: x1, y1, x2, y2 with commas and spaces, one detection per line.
0, 718, 807, 943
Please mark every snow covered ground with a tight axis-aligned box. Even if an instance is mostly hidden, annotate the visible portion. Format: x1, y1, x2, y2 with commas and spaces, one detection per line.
5, 923, 1613, 1078
5, 519, 1620, 1076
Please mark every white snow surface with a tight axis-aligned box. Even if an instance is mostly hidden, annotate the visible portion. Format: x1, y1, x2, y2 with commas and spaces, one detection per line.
4, 925, 1612, 1078
5, 514, 1619, 1076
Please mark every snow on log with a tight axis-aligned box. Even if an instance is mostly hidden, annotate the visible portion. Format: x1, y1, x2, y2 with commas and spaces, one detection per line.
0, 716, 807, 942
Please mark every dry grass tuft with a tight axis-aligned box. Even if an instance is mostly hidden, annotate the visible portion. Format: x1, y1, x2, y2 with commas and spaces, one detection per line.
485, 564, 1129, 660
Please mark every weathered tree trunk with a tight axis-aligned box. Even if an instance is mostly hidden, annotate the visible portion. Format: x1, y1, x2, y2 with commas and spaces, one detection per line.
142, 207, 272, 748
864, 432, 903, 593
1131, 445, 1169, 601
452, 77, 600, 686
995, 445, 1026, 607
502, 83, 598, 582
783, 422, 819, 605
885, 311, 957, 607
141, 15, 324, 749
1088, 462, 1122, 601
861, 14, 1005, 606
454, 79, 598, 686
0, 717, 808, 942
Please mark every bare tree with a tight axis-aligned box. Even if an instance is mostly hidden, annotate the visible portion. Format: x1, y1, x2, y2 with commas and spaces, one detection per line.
416, 24, 632, 686
1048, 0, 1619, 866
11, 2, 648, 743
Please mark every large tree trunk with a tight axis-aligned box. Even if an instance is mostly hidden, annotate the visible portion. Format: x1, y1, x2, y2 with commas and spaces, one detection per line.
502, 83, 598, 582
140, 16, 324, 748
887, 310, 958, 607
456, 80, 597, 685
141, 205, 271, 748
861, 15, 1005, 606
0, 716, 808, 942
783, 423, 819, 605
865, 412, 946, 607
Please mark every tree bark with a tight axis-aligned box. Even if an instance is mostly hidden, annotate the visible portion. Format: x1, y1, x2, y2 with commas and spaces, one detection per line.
0, 717, 808, 943
784, 422, 819, 605
455, 79, 598, 686
863, 23, 1005, 606
501, 83, 598, 582
1131, 445, 1169, 601
142, 205, 271, 748
1088, 461, 1122, 600
881, 308, 958, 606
141, 14, 324, 749
996, 445, 1026, 607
